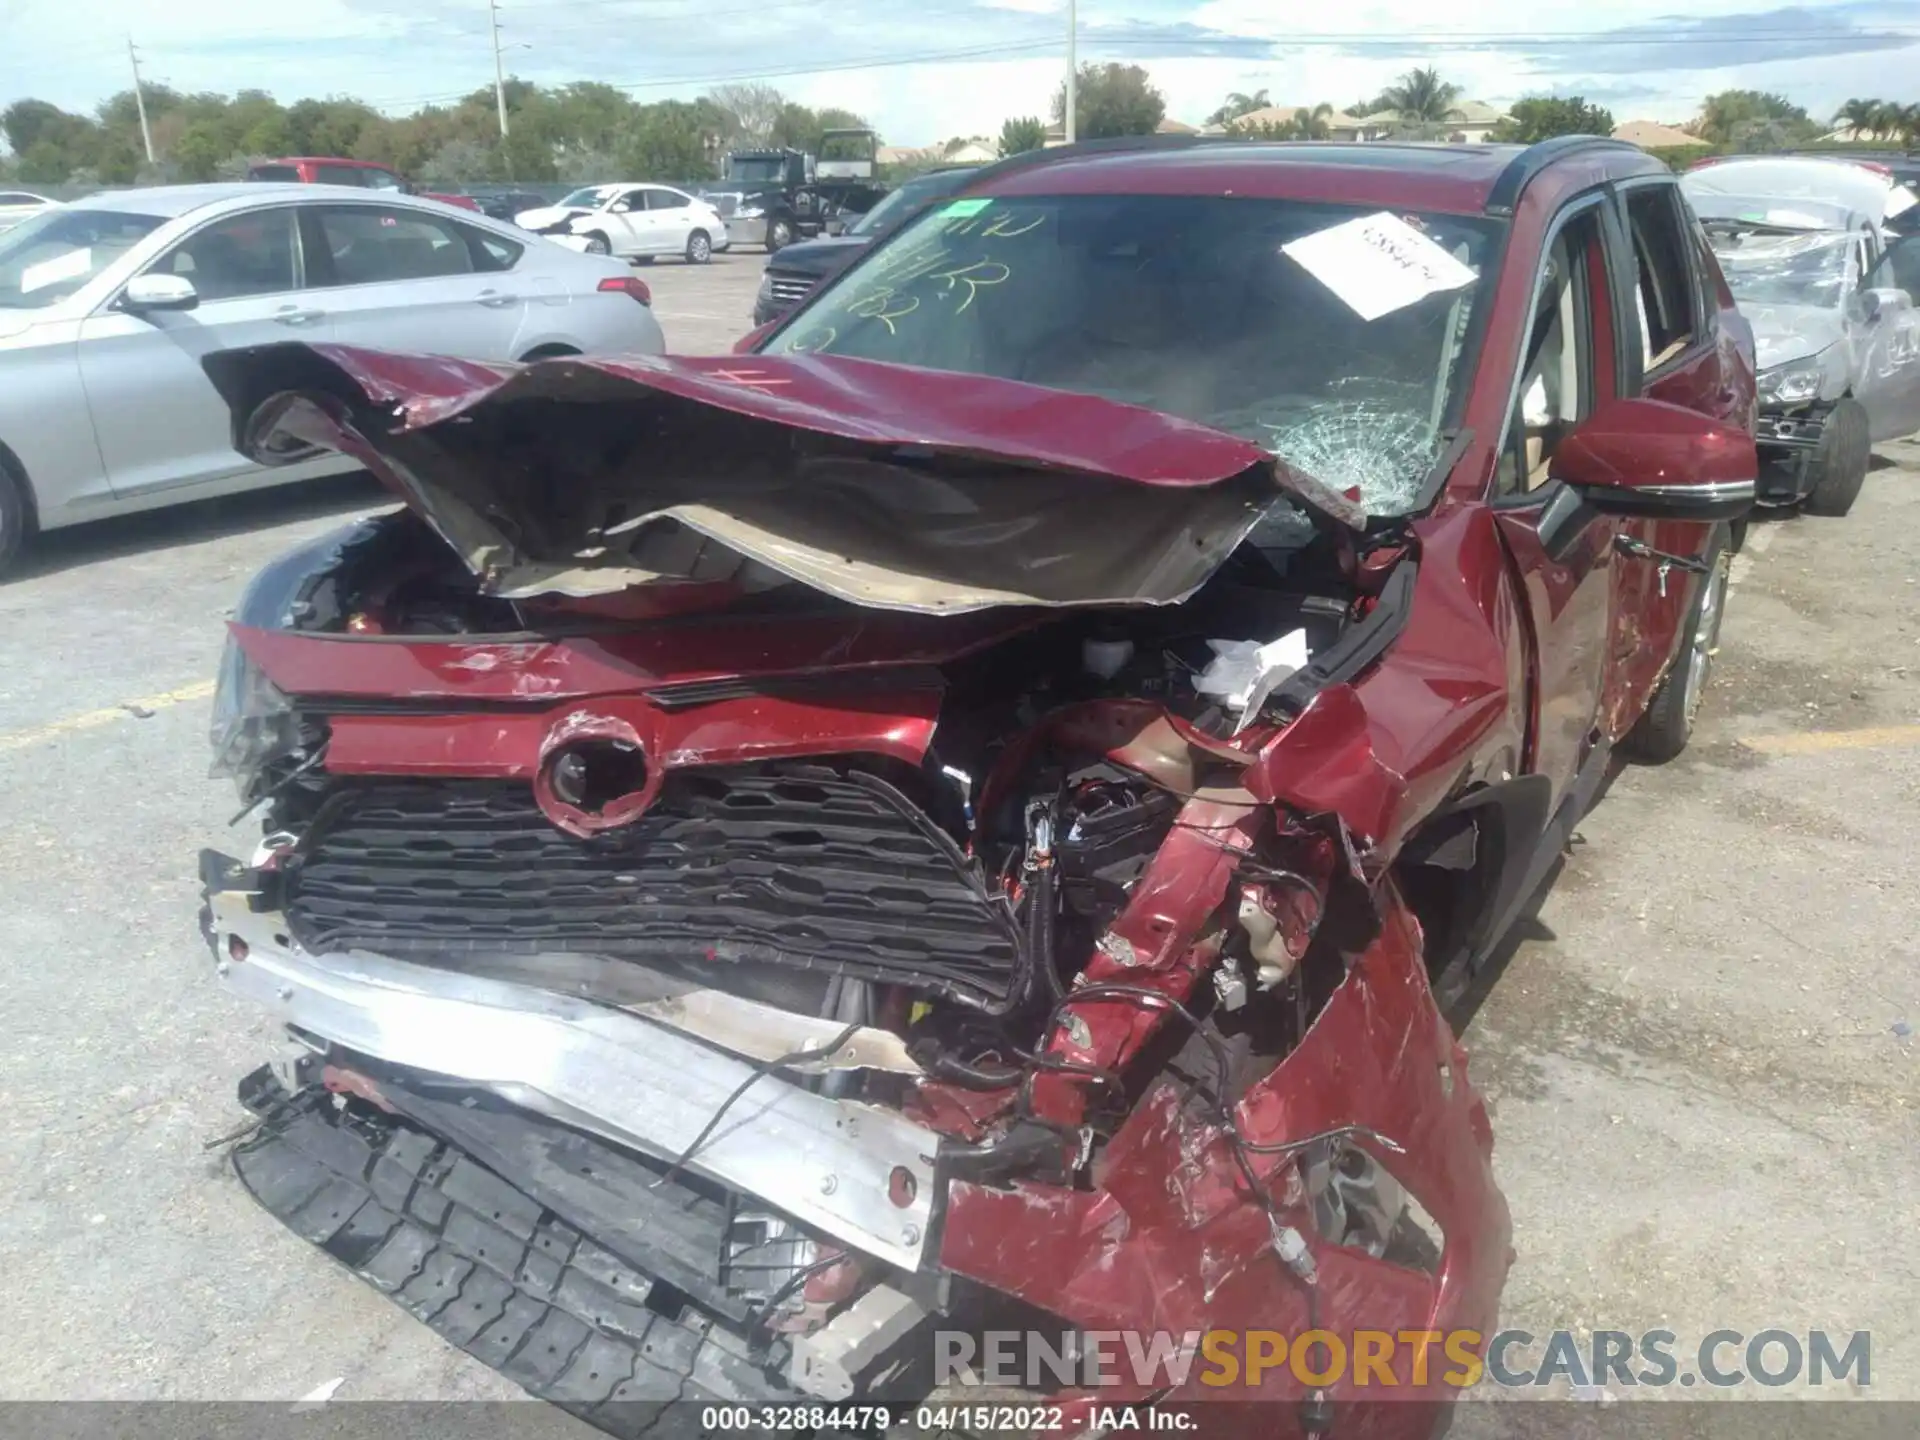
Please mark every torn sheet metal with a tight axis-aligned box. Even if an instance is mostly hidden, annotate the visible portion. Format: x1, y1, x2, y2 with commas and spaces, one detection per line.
1282, 211, 1477, 322
202, 343, 1364, 614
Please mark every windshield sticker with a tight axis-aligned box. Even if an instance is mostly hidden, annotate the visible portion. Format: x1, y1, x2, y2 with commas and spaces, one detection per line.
19, 247, 94, 294
943, 198, 992, 218
1887, 185, 1917, 220
1282, 211, 1477, 322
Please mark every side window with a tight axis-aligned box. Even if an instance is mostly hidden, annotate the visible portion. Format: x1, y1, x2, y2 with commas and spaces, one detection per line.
646, 189, 690, 211
311, 205, 476, 286
463, 224, 523, 272
362, 170, 406, 192
314, 165, 371, 188
608, 190, 644, 215
1867, 233, 1920, 301
150, 208, 298, 301
1625, 185, 1699, 371
1497, 211, 1603, 496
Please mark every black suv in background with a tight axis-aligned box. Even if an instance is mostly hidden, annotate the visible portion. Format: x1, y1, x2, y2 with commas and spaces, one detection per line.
752, 166, 979, 326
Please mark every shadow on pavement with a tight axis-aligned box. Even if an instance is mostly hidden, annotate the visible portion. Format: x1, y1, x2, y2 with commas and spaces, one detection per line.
6, 472, 389, 585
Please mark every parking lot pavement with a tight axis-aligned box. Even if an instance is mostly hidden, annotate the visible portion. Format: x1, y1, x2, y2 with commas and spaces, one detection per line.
639, 247, 763, 354
0, 317, 1913, 1402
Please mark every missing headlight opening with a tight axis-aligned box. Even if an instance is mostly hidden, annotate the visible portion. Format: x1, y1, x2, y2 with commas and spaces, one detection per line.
199, 338, 1512, 1434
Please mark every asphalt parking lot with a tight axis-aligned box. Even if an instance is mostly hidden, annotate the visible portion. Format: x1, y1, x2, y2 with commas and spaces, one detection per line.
0, 250, 1914, 1409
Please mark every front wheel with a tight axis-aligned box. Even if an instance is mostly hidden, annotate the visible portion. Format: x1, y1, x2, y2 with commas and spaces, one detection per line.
582, 232, 612, 256
1622, 525, 1731, 764
686, 229, 712, 264
1801, 397, 1870, 517
766, 218, 793, 252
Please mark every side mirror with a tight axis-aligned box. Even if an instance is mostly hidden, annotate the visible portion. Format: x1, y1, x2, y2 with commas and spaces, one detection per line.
121, 273, 199, 314
1548, 397, 1755, 522
1864, 285, 1910, 317
733, 320, 778, 354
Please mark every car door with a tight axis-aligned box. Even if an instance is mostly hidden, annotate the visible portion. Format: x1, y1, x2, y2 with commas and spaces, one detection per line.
646, 187, 695, 254
1488, 198, 1624, 804
601, 189, 653, 256
74, 202, 338, 495
303, 201, 529, 360
1855, 232, 1920, 442
1600, 178, 1737, 736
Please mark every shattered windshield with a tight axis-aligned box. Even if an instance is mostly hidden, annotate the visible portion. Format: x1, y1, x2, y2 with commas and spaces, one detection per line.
1708, 229, 1854, 309
0, 207, 163, 309
768, 194, 1499, 515
559, 186, 618, 209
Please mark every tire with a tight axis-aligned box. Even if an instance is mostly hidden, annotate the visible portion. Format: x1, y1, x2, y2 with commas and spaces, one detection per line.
685, 229, 712, 264
0, 452, 32, 579
517, 344, 580, 363
582, 231, 612, 256
1801, 397, 1869, 516
766, 218, 793, 252
1622, 524, 1731, 764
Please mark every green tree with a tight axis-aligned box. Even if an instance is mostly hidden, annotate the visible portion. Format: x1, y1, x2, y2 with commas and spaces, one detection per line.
998, 115, 1047, 156
170, 120, 230, 181
17, 140, 73, 184
1491, 96, 1615, 144
1053, 62, 1166, 140
1832, 98, 1882, 138
1377, 66, 1463, 124
618, 100, 717, 181
1207, 89, 1269, 126
1696, 90, 1819, 149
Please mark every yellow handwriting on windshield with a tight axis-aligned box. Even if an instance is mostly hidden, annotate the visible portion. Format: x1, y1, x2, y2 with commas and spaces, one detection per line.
981, 212, 1045, 239
929, 260, 1011, 314
845, 288, 921, 334
784, 325, 837, 354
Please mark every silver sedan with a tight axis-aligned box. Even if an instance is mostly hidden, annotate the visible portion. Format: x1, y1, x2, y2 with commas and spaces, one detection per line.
0, 183, 666, 573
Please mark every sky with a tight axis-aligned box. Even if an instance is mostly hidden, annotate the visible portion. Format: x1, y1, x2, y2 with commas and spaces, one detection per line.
1, 0, 1917, 146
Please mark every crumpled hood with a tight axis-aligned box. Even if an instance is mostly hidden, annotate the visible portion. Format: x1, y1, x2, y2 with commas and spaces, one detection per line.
1745, 302, 1846, 372
514, 204, 587, 230
201, 343, 1360, 614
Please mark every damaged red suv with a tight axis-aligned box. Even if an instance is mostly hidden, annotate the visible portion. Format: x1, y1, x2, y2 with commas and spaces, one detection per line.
198, 136, 1755, 1437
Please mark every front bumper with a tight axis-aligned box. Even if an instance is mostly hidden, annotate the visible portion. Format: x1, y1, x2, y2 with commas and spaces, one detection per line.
1755, 406, 1829, 503
205, 873, 938, 1270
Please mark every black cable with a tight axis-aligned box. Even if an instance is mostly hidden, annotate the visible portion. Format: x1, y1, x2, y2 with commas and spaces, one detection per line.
747, 1253, 845, 1338
651, 1019, 864, 1191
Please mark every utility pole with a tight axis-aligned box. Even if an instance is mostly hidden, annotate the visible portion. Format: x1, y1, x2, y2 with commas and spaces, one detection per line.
1064, 0, 1077, 144
127, 37, 154, 165
489, 0, 510, 140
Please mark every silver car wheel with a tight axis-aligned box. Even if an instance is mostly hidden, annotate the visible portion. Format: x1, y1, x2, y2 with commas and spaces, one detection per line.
584, 233, 611, 255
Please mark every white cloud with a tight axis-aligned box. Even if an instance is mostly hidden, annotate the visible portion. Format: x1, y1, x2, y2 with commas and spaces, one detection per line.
1, 0, 1915, 146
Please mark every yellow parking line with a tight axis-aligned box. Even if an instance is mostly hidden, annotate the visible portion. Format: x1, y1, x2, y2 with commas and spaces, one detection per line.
0, 680, 216, 754
1744, 724, 1920, 756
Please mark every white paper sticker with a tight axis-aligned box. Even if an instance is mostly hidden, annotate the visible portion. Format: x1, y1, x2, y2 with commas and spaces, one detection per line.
19, 247, 93, 294
1885, 184, 1917, 221
1282, 212, 1476, 322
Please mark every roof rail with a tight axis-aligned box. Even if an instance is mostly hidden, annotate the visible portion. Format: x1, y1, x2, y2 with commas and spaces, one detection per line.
953, 131, 1260, 191
1484, 135, 1642, 216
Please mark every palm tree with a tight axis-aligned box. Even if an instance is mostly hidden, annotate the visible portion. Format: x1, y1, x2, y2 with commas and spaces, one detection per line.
1285, 103, 1335, 140
1832, 98, 1880, 139
1207, 89, 1270, 126
1377, 67, 1464, 125
1869, 100, 1905, 141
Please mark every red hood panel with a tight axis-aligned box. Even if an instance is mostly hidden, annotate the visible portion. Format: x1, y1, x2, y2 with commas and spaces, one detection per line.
203, 344, 1360, 614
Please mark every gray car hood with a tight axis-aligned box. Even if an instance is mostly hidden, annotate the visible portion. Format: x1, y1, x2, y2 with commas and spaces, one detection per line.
1745, 303, 1846, 371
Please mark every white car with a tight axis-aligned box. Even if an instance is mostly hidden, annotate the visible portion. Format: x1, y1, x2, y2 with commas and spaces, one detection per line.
0, 189, 55, 233
515, 184, 730, 263
0, 182, 666, 574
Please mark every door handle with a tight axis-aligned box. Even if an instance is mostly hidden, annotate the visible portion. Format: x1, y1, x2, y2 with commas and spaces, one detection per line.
475, 290, 518, 308
274, 307, 325, 327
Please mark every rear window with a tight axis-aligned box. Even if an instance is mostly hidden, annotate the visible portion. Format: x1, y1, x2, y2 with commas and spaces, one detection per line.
248, 165, 300, 183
